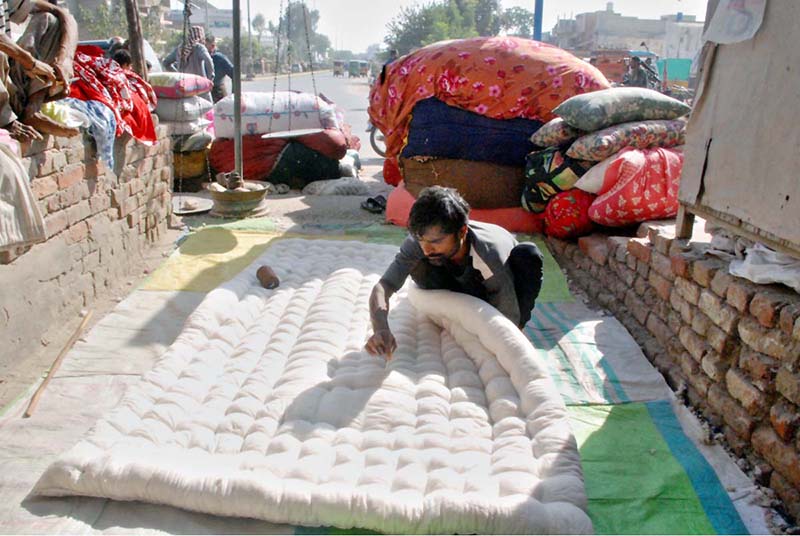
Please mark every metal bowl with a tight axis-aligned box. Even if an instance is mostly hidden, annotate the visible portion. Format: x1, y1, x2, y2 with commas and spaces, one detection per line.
207, 180, 269, 216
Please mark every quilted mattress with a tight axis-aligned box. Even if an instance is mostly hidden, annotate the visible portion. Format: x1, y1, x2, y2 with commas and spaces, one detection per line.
34, 238, 592, 534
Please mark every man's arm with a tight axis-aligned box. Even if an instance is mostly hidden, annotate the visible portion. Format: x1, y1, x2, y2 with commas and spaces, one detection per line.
163, 47, 178, 72
0, 33, 55, 83
365, 279, 398, 359
30, 0, 77, 94
221, 53, 234, 80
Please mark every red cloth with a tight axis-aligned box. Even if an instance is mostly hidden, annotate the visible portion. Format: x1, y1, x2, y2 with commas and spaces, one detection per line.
386, 182, 544, 234
297, 129, 348, 160
544, 189, 596, 239
70, 46, 157, 144
368, 36, 610, 159
588, 147, 683, 227
383, 157, 402, 186
208, 135, 288, 181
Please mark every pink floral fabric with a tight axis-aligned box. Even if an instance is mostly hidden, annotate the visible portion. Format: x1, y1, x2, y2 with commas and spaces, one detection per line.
588, 147, 684, 227
368, 37, 610, 158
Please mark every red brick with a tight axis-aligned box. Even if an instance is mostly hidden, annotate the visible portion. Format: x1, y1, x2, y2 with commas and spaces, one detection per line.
627, 238, 652, 264
66, 200, 91, 226
648, 270, 671, 301
634, 275, 648, 297
692, 258, 725, 288
670, 288, 695, 324
44, 211, 69, 236
55, 163, 85, 190
65, 221, 89, 244
680, 325, 708, 362
678, 352, 711, 396
770, 472, 800, 522
770, 400, 799, 442
727, 279, 758, 314
698, 289, 739, 333
624, 289, 649, 325
674, 277, 701, 305
739, 316, 800, 362
646, 313, 673, 344
779, 303, 800, 338
708, 383, 755, 439
578, 235, 610, 266
776, 367, 800, 406
636, 259, 650, 278
650, 231, 674, 256
30, 176, 59, 199
702, 351, 732, 382
726, 368, 769, 416
710, 270, 733, 298
752, 426, 800, 487
671, 253, 692, 278
118, 196, 139, 218
650, 251, 674, 281
750, 290, 794, 328
89, 194, 111, 215
739, 348, 778, 382
691, 311, 712, 337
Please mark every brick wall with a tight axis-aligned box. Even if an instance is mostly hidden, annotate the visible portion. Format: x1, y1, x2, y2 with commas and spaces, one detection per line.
547, 225, 800, 521
0, 126, 173, 367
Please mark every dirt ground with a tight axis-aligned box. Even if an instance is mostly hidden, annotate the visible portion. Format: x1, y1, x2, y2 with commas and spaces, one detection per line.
0, 162, 391, 411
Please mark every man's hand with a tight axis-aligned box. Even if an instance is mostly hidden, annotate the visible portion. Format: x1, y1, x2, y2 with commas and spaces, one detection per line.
364, 328, 397, 360
50, 63, 71, 98
29, 59, 56, 83
6, 120, 42, 141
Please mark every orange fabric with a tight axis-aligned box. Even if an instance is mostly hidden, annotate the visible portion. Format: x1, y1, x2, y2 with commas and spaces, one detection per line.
386, 182, 544, 235
383, 157, 402, 187
368, 37, 610, 159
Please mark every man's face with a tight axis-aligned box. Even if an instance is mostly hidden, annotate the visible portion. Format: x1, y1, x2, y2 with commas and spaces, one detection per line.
207, 42, 216, 53
416, 225, 465, 266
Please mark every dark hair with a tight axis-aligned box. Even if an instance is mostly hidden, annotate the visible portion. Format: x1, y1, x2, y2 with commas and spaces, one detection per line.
408, 186, 470, 237
112, 48, 132, 67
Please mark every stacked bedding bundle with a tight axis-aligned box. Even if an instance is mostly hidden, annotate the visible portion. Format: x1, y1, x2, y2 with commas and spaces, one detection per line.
523, 87, 691, 238
150, 72, 215, 189
368, 36, 611, 231
209, 91, 354, 188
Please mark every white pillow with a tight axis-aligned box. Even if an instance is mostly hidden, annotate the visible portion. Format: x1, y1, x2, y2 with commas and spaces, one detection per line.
574, 154, 615, 194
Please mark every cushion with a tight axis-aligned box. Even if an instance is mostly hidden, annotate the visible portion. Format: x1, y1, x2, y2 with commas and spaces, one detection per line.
401, 156, 525, 209
553, 87, 691, 132
155, 95, 213, 122
566, 118, 686, 161
574, 155, 617, 194
530, 117, 583, 148
522, 148, 593, 213
149, 72, 213, 99
544, 189, 596, 239
588, 147, 683, 227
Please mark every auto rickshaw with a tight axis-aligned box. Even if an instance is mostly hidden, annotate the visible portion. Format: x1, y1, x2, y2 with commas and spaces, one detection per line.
348, 60, 360, 77
333, 60, 344, 77
359, 60, 369, 77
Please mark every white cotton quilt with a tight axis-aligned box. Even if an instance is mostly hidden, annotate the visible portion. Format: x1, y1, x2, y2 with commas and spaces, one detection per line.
34, 238, 593, 534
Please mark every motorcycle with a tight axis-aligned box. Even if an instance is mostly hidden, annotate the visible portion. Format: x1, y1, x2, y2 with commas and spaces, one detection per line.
366, 121, 386, 157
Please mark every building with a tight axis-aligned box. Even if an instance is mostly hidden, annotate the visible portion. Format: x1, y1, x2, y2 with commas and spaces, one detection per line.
166, 0, 234, 41
549, 2, 703, 59
64, 0, 171, 40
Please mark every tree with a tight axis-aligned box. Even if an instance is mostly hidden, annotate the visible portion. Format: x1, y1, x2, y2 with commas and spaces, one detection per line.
272, 2, 330, 67
252, 13, 266, 46
474, 0, 500, 36
500, 6, 536, 38
76, 0, 127, 40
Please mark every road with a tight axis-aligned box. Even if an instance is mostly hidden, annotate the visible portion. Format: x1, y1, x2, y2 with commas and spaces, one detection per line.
242, 70, 382, 161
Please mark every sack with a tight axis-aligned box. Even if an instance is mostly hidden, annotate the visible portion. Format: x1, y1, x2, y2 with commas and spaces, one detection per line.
587, 147, 683, 227
213, 91, 338, 138
574, 155, 617, 194
566, 118, 686, 161
302, 177, 368, 196
521, 148, 592, 213
553, 87, 691, 132
174, 130, 214, 153
155, 95, 213, 122
530, 117, 583, 148
162, 119, 212, 136
149, 72, 213, 99
401, 157, 525, 209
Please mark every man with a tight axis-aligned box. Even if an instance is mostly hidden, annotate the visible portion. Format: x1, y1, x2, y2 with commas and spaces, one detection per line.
625, 57, 649, 88
0, 0, 78, 139
205, 35, 233, 103
365, 186, 544, 359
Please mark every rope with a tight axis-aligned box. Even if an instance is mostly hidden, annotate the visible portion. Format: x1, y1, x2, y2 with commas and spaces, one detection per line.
267, 0, 285, 136
301, 3, 322, 127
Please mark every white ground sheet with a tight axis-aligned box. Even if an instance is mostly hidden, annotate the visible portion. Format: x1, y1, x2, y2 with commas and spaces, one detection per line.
31, 239, 593, 534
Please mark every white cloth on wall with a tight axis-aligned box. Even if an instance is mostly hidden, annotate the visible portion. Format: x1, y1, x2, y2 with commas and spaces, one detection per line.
730, 242, 800, 293
0, 141, 46, 251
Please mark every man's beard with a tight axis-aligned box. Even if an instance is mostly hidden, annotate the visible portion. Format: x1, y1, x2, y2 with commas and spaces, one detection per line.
426, 239, 462, 266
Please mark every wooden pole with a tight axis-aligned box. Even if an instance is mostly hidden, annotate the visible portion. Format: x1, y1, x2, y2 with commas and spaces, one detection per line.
124, 0, 148, 81
23, 311, 93, 418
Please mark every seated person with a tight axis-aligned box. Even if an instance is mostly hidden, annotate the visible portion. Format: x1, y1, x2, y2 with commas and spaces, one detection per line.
0, 0, 78, 139
365, 186, 544, 359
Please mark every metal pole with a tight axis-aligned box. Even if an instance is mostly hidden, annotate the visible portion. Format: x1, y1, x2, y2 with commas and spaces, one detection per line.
232, 0, 243, 176
246, 0, 253, 78
204, 0, 209, 30
533, 0, 543, 41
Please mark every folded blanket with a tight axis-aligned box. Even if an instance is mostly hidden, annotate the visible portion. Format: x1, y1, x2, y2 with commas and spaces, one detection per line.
0, 144, 46, 250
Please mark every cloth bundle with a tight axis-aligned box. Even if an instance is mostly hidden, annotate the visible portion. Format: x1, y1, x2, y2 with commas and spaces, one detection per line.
524, 87, 692, 236
370, 37, 610, 223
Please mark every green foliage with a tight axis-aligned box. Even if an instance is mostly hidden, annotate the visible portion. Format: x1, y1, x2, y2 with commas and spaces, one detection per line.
270, 2, 331, 67
384, 0, 535, 53
76, 0, 126, 40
